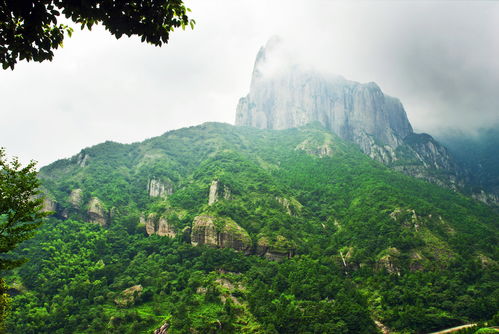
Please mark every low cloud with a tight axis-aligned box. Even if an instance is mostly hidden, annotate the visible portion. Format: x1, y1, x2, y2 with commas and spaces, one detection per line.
0, 1, 497, 166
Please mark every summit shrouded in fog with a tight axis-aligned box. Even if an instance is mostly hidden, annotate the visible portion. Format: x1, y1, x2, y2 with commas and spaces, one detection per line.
236, 38, 414, 150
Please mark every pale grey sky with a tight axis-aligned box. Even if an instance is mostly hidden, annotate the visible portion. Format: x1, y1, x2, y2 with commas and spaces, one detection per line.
1, 1, 498, 167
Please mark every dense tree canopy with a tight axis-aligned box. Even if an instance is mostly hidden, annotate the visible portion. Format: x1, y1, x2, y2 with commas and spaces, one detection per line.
0, 148, 47, 328
0, 0, 195, 69
2, 123, 495, 333
0, 148, 47, 271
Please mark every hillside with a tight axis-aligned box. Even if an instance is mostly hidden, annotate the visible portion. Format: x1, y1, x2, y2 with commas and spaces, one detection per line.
5, 122, 498, 333
235, 39, 471, 197
437, 128, 499, 205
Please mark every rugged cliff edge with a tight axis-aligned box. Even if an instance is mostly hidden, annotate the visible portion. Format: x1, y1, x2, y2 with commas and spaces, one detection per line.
236, 39, 471, 194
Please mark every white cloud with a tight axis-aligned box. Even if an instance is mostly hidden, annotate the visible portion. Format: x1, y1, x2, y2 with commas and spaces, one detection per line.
0, 0, 497, 167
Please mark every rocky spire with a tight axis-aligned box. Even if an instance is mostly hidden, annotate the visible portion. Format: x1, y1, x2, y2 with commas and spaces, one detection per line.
236, 38, 414, 150
236, 39, 471, 194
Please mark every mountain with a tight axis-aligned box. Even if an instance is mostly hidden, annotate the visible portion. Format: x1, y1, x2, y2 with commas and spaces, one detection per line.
236, 38, 468, 194
437, 128, 499, 205
6, 123, 498, 333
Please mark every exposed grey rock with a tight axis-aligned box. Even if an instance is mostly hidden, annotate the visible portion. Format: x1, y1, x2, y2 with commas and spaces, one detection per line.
255, 235, 295, 261
472, 190, 499, 206
69, 188, 83, 208
76, 152, 89, 167
87, 197, 107, 226
191, 215, 251, 253
295, 133, 335, 158
147, 178, 173, 198
142, 213, 176, 238
376, 248, 401, 276
154, 322, 170, 334
236, 39, 468, 192
275, 197, 302, 216
41, 197, 57, 213
208, 180, 231, 205
236, 39, 412, 152
114, 285, 143, 307
208, 180, 219, 205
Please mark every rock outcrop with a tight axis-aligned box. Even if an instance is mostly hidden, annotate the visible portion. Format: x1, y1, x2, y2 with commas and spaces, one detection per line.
141, 213, 176, 238
69, 188, 83, 208
376, 248, 401, 275
76, 151, 89, 167
472, 190, 499, 206
256, 235, 295, 261
191, 215, 251, 253
147, 178, 173, 198
87, 197, 107, 226
208, 180, 231, 205
154, 322, 170, 334
295, 132, 335, 158
236, 39, 412, 152
236, 38, 466, 192
114, 285, 143, 307
41, 197, 57, 213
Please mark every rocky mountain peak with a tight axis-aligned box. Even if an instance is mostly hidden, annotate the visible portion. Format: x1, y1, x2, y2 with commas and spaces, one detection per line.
236, 38, 413, 150
235, 39, 475, 195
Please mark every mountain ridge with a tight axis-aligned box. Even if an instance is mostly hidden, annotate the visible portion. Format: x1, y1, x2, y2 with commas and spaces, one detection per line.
6, 121, 498, 333
235, 39, 480, 201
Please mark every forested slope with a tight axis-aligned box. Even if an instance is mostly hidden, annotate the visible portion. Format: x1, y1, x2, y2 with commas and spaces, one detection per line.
5, 123, 498, 333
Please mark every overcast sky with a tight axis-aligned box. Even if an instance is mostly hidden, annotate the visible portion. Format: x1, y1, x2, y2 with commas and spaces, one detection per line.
1, 1, 498, 167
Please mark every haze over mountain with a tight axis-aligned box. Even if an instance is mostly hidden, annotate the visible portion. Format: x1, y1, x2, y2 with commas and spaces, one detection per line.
236, 39, 499, 205
2, 1, 498, 168
3, 17, 498, 333
7, 122, 495, 333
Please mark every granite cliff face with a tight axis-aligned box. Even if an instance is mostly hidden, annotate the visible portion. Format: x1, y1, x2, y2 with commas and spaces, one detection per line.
87, 197, 108, 226
236, 39, 413, 151
191, 215, 251, 253
236, 39, 465, 191
141, 213, 176, 238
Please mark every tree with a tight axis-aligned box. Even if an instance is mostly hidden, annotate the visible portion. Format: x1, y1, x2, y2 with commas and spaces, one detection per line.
0, 148, 48, 327
0, 0, 195, 69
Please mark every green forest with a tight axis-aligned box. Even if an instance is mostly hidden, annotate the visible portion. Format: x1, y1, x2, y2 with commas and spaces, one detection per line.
3, 123, 499, 333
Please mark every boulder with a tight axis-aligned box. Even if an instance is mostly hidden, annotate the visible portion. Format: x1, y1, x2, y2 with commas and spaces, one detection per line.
69, 188, 83, 208
256, 235, 295, 261
191, 215, 251, 253
87, 197, 107, 226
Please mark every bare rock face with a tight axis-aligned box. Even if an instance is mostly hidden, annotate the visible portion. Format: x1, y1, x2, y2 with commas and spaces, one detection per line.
142, 213, 176, 238
76, 152, 89, 167
256, 235, 295, 261
275, 197, 302, 216
191, 215, 251, 253
154, 322, 170, 334
114, 285, 143, 307
295, 132, 336, 158
236, 39, 467, 192
376, 248, 401, 275
87, 197, 107, 226
472, 190, 499, 206
208, 180, 231, 205
208, 180, 219, 205
41, 197, 57, 213
147, 178, 173, 198
236, 39, 412, 154
69, 189, 83, 208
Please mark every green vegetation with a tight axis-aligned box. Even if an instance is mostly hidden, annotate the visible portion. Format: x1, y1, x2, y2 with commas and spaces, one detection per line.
0, 148, 47, 329
0, 0, 195, 69
438, 128, 499, 197
3, 123, 498, 333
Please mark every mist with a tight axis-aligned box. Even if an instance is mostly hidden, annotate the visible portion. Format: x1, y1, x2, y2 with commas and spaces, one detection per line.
0, 0, 497, 167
